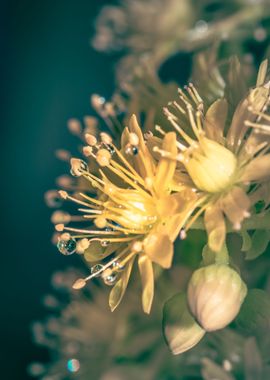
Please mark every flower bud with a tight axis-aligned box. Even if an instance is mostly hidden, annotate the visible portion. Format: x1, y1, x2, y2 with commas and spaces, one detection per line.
187, 264, 247, 332
163, 293, 205, 355
182, 137, 237, 193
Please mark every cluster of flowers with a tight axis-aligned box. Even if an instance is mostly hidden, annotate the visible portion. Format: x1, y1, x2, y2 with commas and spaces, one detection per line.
47, 57, 270, 355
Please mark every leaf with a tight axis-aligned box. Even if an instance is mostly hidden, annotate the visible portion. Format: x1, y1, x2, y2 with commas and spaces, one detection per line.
138, 255, 154, 314
162, 292, 205, 355
245, 230, 270, 260
241, 230, 252, 252
236, 289, 270, 334
109, 257, 135, 312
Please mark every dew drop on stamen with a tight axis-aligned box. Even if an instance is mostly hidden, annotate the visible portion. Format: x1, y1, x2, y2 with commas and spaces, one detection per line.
103, 273, 118, 286
57, 238, 77, 255
70, 160, 89, 177
125, 144, 139, 155
90, 264, 104, 275
107, 144, 115, 155
112, 260, 125, 271
179, 228, 187, 240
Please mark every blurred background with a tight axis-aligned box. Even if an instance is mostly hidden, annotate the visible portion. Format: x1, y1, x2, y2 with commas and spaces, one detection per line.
2, 1, 118, 379
3, 1, 270, 379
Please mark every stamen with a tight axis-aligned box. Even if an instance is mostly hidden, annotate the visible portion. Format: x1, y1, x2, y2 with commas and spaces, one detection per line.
85, 133, 97, 146
155, 125, 166, 136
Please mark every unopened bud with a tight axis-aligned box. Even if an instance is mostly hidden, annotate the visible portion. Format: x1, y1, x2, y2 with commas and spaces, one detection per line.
187, 264, 247, 332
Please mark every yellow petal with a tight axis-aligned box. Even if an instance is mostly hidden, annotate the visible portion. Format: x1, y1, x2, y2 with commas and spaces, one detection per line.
157, 193, 185, 218
228, 86, 269, 150
221, 187, 250, 227
241, 154, 270, 182
144, 232, 173, 269
128, 114, 155, 178
204, 205, 226, 252
84, 242, 120, 262
256, 59, 268, 87
138, 254, 154, 314
154, 132, 177, 195
204, 99, 227, 143
109, 256, 135, 312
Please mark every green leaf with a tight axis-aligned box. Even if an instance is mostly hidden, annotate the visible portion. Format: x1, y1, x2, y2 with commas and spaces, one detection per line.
245, 230, 270, 260
236, 289, 270, 334
162, 292, 205, 355
240, 230, 252, 252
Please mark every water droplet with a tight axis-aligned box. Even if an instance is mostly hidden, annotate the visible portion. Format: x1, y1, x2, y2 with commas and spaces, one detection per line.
70, 160, 88, 177
112, 260, 125, 271
57, 238, 77, 255
107, 144, 115, 155
91, 264, 104, 275
101, 240, 109, 247
125, 144, 139, 155
179, 229, 187, 240
67, 358, 80, 373
103, 273, 118, 286
132, 146, 139, 155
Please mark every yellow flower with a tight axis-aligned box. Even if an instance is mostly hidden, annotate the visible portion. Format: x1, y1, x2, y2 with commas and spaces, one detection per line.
157, 60, 270, 252
56, 115, 195, 313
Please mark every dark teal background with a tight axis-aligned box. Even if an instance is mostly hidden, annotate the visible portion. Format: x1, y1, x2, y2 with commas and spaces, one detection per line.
2, 1, 116, 379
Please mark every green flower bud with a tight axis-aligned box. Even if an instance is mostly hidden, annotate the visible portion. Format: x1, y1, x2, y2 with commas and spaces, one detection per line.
162, 292, 205, 355
187, 264, 247, 332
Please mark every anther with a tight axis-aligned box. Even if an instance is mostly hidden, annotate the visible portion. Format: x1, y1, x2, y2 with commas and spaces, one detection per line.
96, 149, 111, 166
72, 278, 86, 290
100, 132, 112, 145
82, 146, 93, 157
58, 190, 68, 199
55, 224, 65, 232
85, 133, 97, 146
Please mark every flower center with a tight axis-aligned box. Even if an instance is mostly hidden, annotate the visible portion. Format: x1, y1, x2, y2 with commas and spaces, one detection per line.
104, 186, 158, 231
183, 138, 237, 193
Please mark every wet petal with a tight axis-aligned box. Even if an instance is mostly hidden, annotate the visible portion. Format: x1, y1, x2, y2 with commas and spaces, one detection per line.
241, 154, 270, 182
221, 187, 250, 228
84, 242, 121, 262
138, 254, 154, 314
204, 98, 227, 143
144, 232, 173, 269
128, 114, 155, 178
154, 132, 177, 195
157, 193, 185, 218
109, 256, 135, 311
204, 205, 226, 252
227, 86, 269, 151
256, 59, 268, 87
